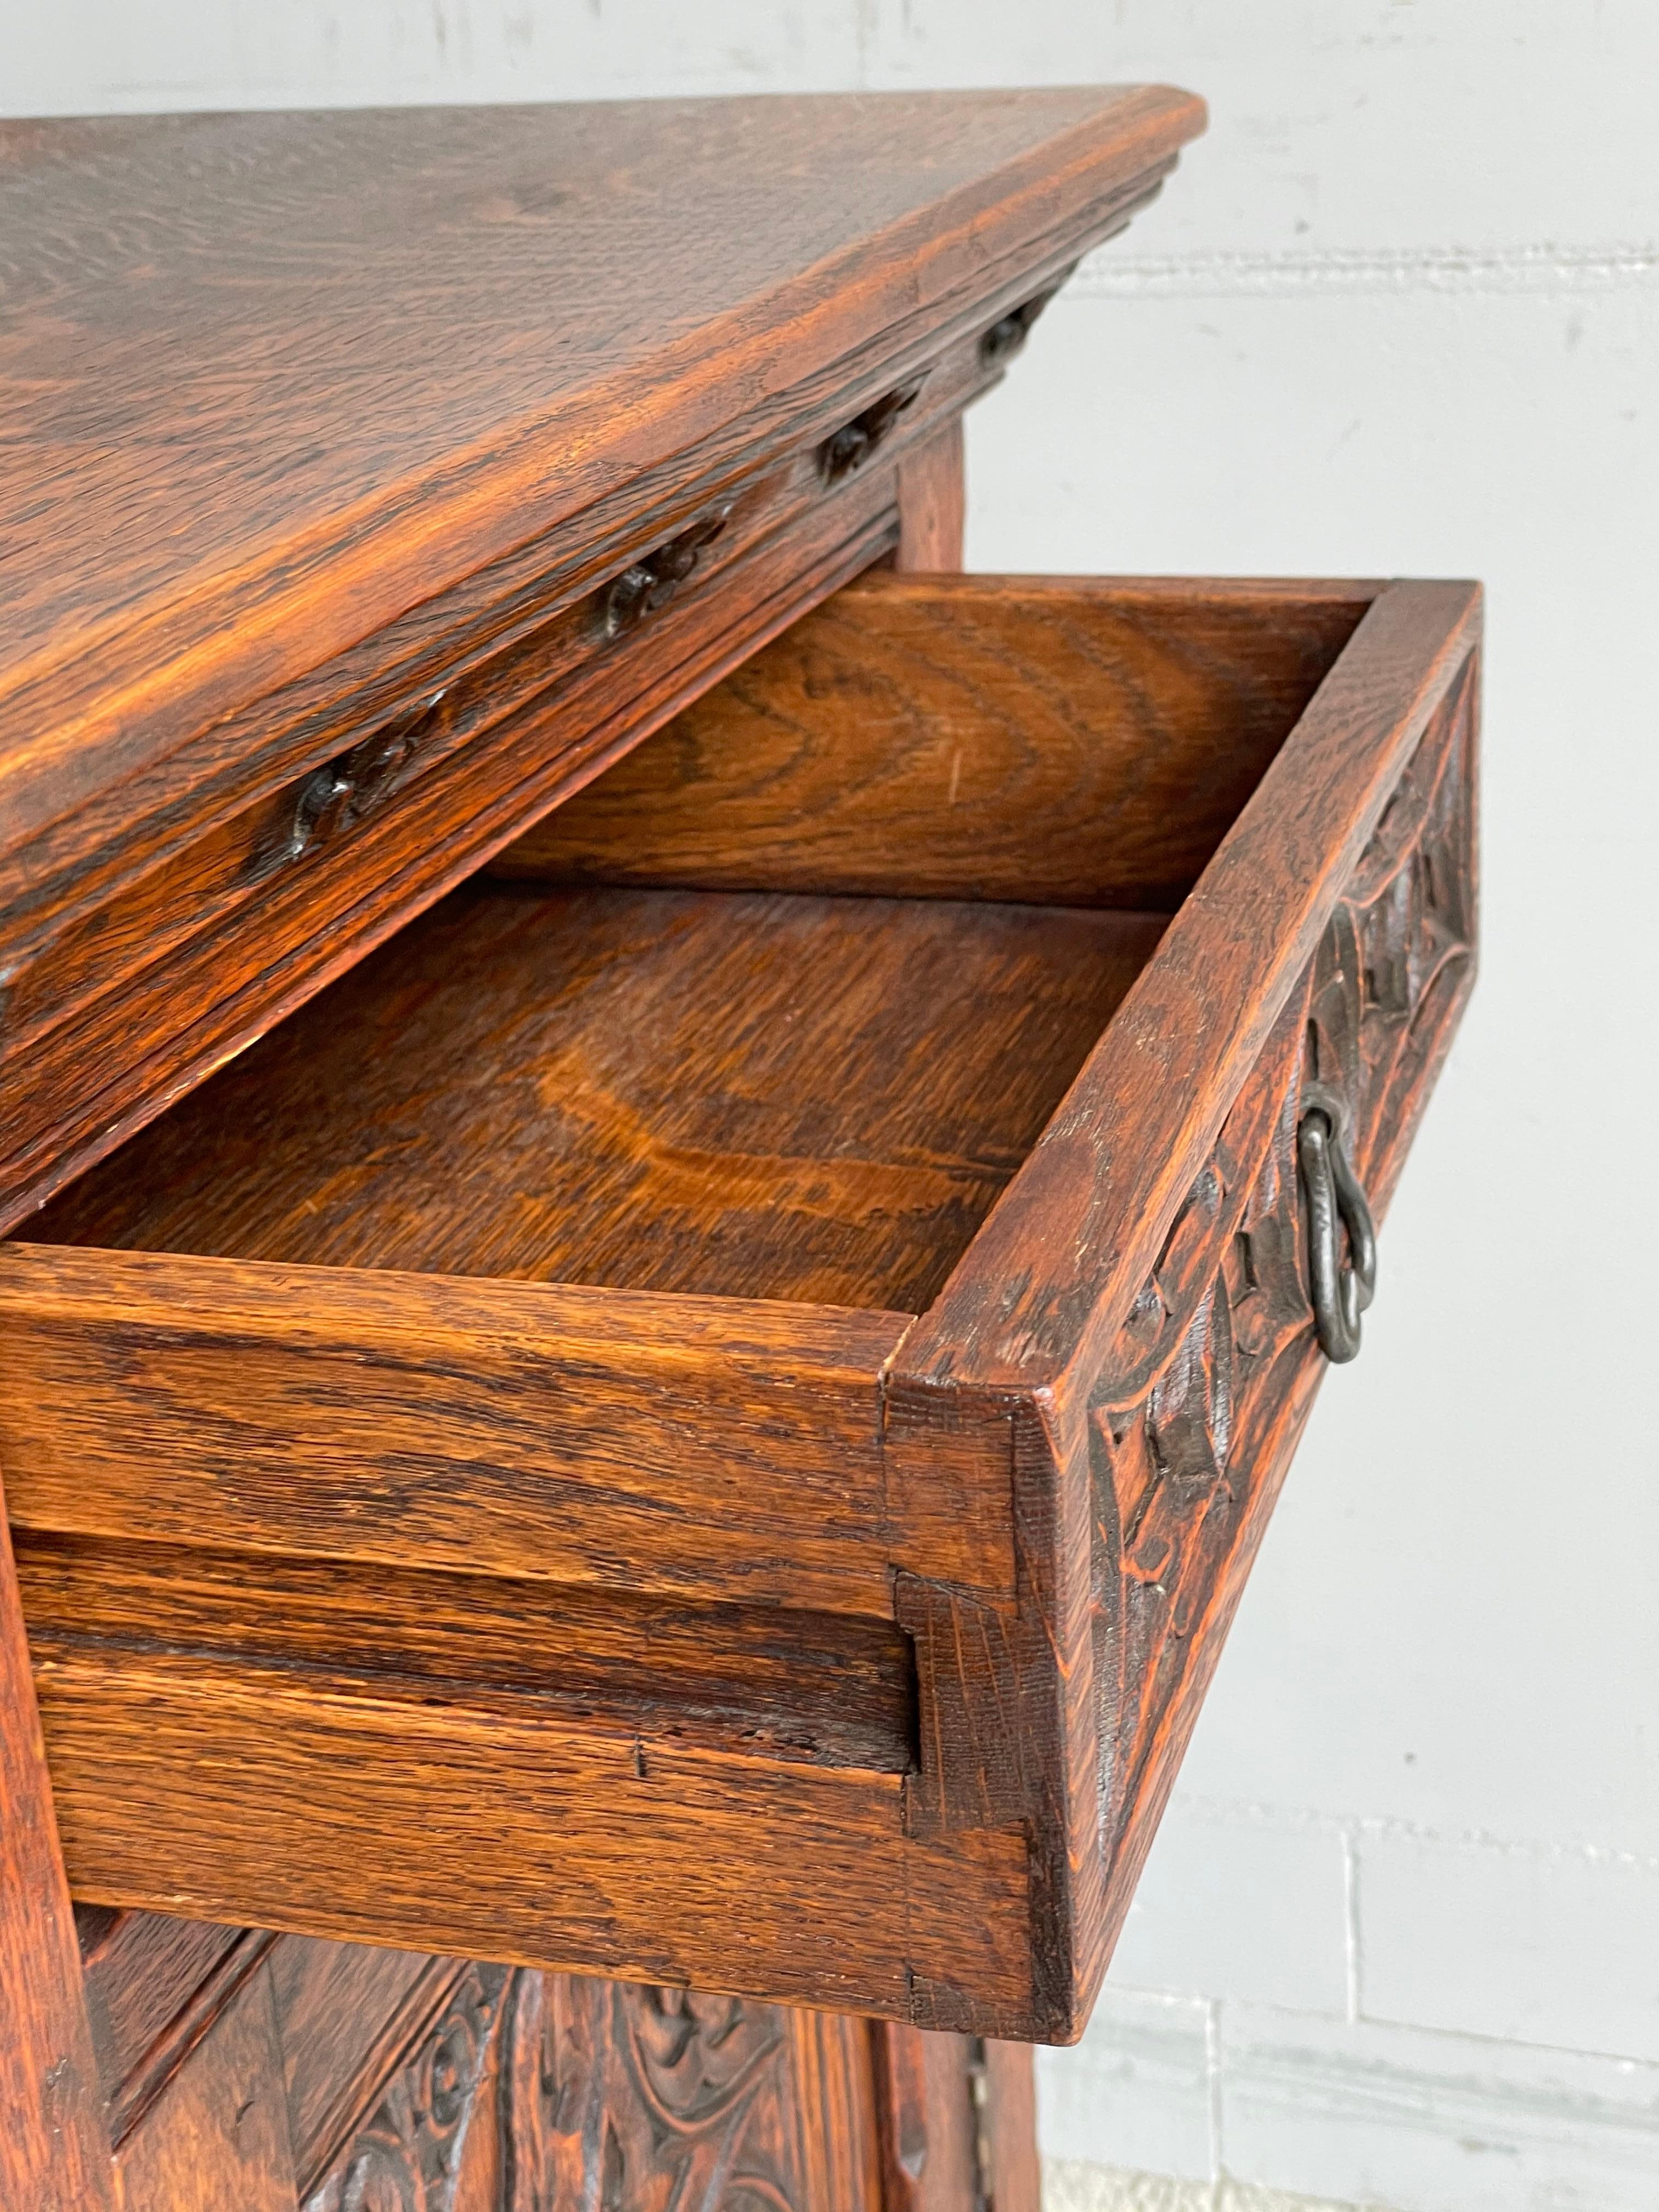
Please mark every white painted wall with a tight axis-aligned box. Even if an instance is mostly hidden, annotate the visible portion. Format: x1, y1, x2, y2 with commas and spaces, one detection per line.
6, 9, 1656, 2210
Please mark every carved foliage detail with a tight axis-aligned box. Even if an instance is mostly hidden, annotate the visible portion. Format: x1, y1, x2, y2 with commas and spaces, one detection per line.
979, 270, 1074, 365
303, 1963, 511, 2212
819, 380, 925, 483
306, 1970, 802, 2212
503, 1974, 800, 2212
605, 506, 735, 639
1089, 672, 1476, 1844
253, 688, 450, 882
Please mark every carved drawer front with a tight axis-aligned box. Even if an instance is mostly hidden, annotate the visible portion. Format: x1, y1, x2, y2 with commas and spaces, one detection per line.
1, 571, 1479, 2043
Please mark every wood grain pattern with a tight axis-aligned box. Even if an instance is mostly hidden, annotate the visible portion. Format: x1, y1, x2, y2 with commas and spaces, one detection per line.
82, 1915, 274, 2150
891, 579, 1481, 1397
71, 1917, 889, 2212
493, 575, 1373, 906
17, 1532, 917, 1772
77, 1910, 245, 2127
1091, 651, 1481, 1917
870, 2025, 1034, 2212
73, 1925, 896, 2212
301, 1961, 510, 2212
0, 88, 1200, 1240
873, 2025, 979, 2212
28, 1620, 1039, 2024
787, 2007, 890, 2212
0, 88, 1202, 890
26, 883, 1165, 1312
979, 2042, 1041, 2212
113, 1962, 299, 2212
0, 466, 901, 1238
269, 1942, 463, 2196
887, 592, 1481, 2034
495, 1976, 811, 2212
4, 576, 1477, 2041
0, 1470, 115, 2212
0, 81, 1220, 2201
0, 1246, 939, 1612
893, 421, 966, 573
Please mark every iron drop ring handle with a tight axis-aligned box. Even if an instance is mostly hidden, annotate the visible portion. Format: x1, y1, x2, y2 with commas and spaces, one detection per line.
1296, 1103, 1377, 1363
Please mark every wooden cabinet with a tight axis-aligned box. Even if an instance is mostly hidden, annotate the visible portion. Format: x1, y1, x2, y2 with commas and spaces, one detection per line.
0, 78, 1475, 2212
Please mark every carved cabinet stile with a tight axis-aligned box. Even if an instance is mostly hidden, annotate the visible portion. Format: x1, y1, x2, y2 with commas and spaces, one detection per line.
0, 81, 1477, 2212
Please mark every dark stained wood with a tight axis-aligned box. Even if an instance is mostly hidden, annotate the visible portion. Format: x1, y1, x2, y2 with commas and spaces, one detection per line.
894, 421, 967, 572
0, 466, 900, 1238
78, 1911, 244, 2123
0, 1471, 115, 2212
29, 1610, 1039, 2023
298, 1961, 514, 2210
0, 89, 1203, 876
267, 1942, 462, 2197
78, 1911, 272, 2148
25, 884, 1165, 1312
790, 2008, 890, 2212
0, 1250, 946, 1612
873, 2025, 980, 2212
887, 588, 1481, 2034
981, 2042, 1042, 2212
895, 579, 1480, 1397
0, 78, 1232, 2210
871, 2025, 1034, 2212
112, 1961, 299, 2212
485, 1976, 884, 2212
494, 574, 1373, 905
18, 1532, 917, 1772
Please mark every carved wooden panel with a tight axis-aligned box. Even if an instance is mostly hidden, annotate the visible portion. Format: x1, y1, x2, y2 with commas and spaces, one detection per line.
1091, 658, 1477, 1859
502, 1978, 805, 2212
300, 1971, 821, 2212
301, 1962, 511, 2212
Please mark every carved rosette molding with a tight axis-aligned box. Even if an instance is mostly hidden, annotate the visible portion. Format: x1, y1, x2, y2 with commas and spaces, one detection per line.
1090, 665, 1477, 1853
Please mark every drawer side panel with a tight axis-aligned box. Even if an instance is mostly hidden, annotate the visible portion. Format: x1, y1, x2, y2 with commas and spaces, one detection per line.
0, 1251, 917, 1615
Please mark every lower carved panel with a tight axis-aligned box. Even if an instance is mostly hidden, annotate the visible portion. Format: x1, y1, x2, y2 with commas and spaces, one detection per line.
304, 1972, 809, 2212
503, 1978, 801, 2212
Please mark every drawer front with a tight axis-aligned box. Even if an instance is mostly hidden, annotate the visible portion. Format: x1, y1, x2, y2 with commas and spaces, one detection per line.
0, 319, 1027, 1237
2, 574, 1478, 2042
885, 582, 1479, 2034
1094, 650, 1476, 1925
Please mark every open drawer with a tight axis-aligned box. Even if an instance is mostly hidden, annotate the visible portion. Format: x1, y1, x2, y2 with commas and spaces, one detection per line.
0, 571, 1479, 2042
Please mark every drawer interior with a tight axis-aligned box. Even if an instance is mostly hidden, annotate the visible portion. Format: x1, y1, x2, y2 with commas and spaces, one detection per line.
3, 567, 1440, 2031
26, 573, 1371, 1318
27, 885, 1164, 1314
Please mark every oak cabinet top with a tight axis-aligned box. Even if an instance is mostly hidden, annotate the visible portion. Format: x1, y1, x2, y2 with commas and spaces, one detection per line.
0, 87, 1203, 903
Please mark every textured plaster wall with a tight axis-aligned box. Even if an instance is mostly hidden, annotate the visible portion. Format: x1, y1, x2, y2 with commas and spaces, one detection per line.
5, 8, 1655, 2209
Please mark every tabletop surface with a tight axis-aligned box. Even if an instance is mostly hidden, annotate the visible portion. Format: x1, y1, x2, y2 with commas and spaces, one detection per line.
0, 87, 1203, 894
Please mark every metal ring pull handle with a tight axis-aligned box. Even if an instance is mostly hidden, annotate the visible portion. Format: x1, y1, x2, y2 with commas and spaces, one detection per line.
1296, 1105, 1377, 1363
